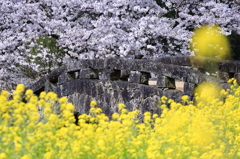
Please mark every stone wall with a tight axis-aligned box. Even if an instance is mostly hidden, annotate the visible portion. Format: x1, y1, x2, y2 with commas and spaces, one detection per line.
28, 56, 240, 118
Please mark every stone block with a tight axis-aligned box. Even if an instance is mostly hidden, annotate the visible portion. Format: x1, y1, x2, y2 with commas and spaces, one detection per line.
163, 89, 183, 102
53, 86, 62, 97
66, 60, 84, 72
156, 76, 175, 88
140, 85, 158, 98
58, 73, 74, 85
28, 76, 47, 93
234, 73, 240, 85
220, 83, 230, 90
121, 89, 130, 103
142, 62, 160, 74
105, 58, 119, 69
79, 68, 99, 79
186, 70, 206, 84
161, 64, 175, 78
47, 65, 67, 82
218, 61, 238, 73
158, 56, 171, 64
90, 59, 105, 69
44, 80, 56, 92
99, 69, 121, 80
129, 71, 141, 83
61, 80, 77, 96
184, 82, 196, 96
129, 71, 150, 84
170, 56, 191, 66
217, 71, 230, 82
171, 66, 188, 81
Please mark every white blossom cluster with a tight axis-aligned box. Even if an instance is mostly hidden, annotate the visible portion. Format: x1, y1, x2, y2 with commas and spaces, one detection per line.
0, 0, 239, 83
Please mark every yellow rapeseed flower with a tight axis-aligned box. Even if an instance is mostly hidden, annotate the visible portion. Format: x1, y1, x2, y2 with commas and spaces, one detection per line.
1, 82, 240, 158
66, 103, 74, 111
118, 103, 126, 110
181, 95, 188, 102
39, 91, 46, 99
16, 84, 25, 92
25, 89, 33, 97
59, 96, 68, 103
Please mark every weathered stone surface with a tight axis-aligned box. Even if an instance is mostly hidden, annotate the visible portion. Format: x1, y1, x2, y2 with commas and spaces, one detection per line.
147, 56, 191, 66
28, 76, 47, 93
142, 61, 160, 74
163, 89, 183, 102
184, 82, 196, 96
140, 85, 159, 98
156, 56, 171, 64
53, 86, 62, 97
79, 68, 99, 79
48, 65, 67, 82
61, 80, 77, 96
217, 71, 230, 82
89, 59, 105, 69
161, 64, 175, 78
105, 58, 119, 69
129, 71, 141, 83
44, 81, 56, 92
129, 71, 150, 84
58, 73, 74, 85
234, 73, 240, 85
121, 89, 131, 103
170, 56, 191, 66
186, 70, 206, 84
68, 93, 91, 115
171, 66, 188, 81
100, 69, 121, 80
219, 61, 238, 73
156, 76, 175, 88
220, 83, 231, 90
66, 60, 84, 72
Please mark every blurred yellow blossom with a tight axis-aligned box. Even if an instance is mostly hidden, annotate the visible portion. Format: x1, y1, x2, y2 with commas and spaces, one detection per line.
0, 153, 7, 159
194, 82, 221, 101
190, 25, 231, 59
118, 103, 125, 110
90, 100, 97, 107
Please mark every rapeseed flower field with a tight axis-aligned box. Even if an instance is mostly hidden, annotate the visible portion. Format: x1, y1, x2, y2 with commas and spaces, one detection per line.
0, 79, 240, 159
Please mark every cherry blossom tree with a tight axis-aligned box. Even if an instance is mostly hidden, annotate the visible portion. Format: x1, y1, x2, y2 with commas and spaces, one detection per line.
0, 0, 239, 90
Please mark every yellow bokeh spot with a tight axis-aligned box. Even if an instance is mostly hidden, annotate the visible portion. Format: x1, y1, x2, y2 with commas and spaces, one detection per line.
194, 82, 221, 100
190, 25, 231, 59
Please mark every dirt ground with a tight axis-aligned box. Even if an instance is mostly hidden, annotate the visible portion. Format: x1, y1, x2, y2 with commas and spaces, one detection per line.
149, 81, 184, 92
